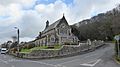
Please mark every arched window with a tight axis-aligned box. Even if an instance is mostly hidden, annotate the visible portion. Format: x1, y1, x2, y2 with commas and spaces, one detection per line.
69, 29, 71, 35
57, 29, 59, 35
50, 35, 55, 42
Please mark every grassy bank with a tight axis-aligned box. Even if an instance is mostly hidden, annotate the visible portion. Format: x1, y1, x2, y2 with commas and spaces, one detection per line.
116, 57, 120, 63
20, 45, 62, 53
115, 55, 120, 64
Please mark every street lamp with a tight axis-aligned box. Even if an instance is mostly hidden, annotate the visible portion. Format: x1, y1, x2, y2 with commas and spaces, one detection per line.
14, 27, 20, 52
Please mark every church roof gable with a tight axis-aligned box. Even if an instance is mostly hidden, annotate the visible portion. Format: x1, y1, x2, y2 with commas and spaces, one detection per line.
42, 15, 67, 33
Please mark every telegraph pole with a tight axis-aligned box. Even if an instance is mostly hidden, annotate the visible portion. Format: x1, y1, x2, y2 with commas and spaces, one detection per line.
14, 27, 20, 52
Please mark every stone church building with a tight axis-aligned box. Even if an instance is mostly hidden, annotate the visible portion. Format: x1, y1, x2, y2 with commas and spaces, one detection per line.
34, 15, 79, 46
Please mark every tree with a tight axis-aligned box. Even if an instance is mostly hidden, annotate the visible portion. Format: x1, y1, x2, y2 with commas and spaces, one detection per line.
72, 5, 120, 41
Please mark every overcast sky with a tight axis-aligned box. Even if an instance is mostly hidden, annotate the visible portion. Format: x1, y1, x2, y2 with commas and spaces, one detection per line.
0, 0, 120, 44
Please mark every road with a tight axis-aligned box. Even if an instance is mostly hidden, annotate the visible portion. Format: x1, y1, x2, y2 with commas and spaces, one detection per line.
0, 43, 120, 67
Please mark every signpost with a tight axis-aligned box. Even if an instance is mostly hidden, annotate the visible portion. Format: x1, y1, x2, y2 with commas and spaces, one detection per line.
114, 35, 120, 58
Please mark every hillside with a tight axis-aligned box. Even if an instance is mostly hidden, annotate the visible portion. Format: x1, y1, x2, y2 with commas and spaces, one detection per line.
72, 5, 120, 41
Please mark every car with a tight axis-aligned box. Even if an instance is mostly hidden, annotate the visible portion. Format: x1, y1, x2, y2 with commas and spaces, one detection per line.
1, 48, 7, 54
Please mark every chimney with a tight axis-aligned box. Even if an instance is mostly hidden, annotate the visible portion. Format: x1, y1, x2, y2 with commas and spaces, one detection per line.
39, 32, 42, 38
45, 20, 49, 29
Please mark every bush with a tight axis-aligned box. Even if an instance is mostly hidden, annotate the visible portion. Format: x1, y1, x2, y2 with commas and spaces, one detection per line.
64, 42, 78, 45
11, 48, 18, 53
22, 43, 35, 49
64, 42, 70, 45
27, 44, 35, 49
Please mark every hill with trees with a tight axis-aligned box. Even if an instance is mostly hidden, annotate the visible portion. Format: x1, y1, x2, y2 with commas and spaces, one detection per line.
71, 5, 120, 41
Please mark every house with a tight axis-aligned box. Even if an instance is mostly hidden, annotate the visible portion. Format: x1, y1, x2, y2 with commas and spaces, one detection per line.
34, 15, 79, 46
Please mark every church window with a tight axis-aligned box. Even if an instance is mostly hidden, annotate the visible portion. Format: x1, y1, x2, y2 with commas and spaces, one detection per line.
50, 35, 55, 42
51, 38, 54, 42
58, 29, 59, 35
69, 30, 71, 35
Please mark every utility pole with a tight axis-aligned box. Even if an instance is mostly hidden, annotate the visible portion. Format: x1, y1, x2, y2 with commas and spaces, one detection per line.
14, 27, 20, 52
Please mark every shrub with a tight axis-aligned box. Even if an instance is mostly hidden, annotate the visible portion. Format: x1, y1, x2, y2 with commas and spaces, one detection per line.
64, 42, 70, 45
11, 48, 18, 53
27, 43, 35, 49
22, 43, 35, 49
64, 42, 78, 45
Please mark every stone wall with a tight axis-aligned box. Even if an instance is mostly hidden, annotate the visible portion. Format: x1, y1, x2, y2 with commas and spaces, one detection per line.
17, 41, 105, 59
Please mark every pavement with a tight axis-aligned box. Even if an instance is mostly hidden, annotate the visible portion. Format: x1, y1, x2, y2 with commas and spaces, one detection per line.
0, 43, 120, 67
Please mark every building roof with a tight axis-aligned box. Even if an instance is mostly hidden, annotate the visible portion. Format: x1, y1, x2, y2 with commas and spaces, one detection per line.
42, 15, 66, 33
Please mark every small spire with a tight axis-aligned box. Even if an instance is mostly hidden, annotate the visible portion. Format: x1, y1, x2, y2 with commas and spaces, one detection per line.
62, 13, 65, 19
63, 13, 64, 16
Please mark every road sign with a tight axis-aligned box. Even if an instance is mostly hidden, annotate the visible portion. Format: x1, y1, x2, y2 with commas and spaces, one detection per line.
114, 35, 120, 41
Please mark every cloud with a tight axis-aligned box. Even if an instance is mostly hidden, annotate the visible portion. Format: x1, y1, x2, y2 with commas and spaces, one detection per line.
35, 0, 68, 19
0, 0, 37, 8
20, 37, 35, 42
0, 0, 120, 44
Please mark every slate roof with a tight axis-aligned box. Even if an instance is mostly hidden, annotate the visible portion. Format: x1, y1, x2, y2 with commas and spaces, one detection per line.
42, 15, 66, 33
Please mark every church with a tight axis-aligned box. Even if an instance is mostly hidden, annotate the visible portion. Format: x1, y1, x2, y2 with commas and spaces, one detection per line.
33, 15, 79, 46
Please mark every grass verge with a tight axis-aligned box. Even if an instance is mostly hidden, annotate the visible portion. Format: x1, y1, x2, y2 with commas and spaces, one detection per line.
114, 55, 120, 64
20, 45, 62, 53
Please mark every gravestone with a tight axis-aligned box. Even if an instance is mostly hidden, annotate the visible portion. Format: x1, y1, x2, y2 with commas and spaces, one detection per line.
87, 39, 91, 46
87, 39, 92, 50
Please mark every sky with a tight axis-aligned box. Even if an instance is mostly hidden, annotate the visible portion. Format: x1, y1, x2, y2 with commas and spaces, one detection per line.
0, 0, 120, 44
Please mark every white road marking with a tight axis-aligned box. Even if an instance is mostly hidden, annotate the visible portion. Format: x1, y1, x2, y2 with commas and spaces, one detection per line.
28, 60, 56, 66
80, 59, 101, 67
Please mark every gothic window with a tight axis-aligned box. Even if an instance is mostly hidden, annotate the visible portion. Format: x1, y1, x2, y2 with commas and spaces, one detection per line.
50, 35, 55, 42
58, 29, 59, 35
59, 24, 68, 35
73, 38, 74, 42
60, 29, 64, 34
51, 38, 54, 41
60, 24, 65, 28
69, 30, 71, 35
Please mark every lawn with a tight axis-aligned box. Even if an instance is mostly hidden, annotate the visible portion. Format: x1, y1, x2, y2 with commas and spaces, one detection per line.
31, 46, 48, 50
20, 45, 62, 53
54, 45, 62, 49
31, 45, 62, 50
20, 48, 31, 53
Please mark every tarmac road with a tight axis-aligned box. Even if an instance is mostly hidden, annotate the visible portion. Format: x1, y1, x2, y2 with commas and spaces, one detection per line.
0, 43, 119, 67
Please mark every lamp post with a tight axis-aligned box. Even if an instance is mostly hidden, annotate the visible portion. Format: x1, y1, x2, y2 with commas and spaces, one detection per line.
14, 27, 20, 52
